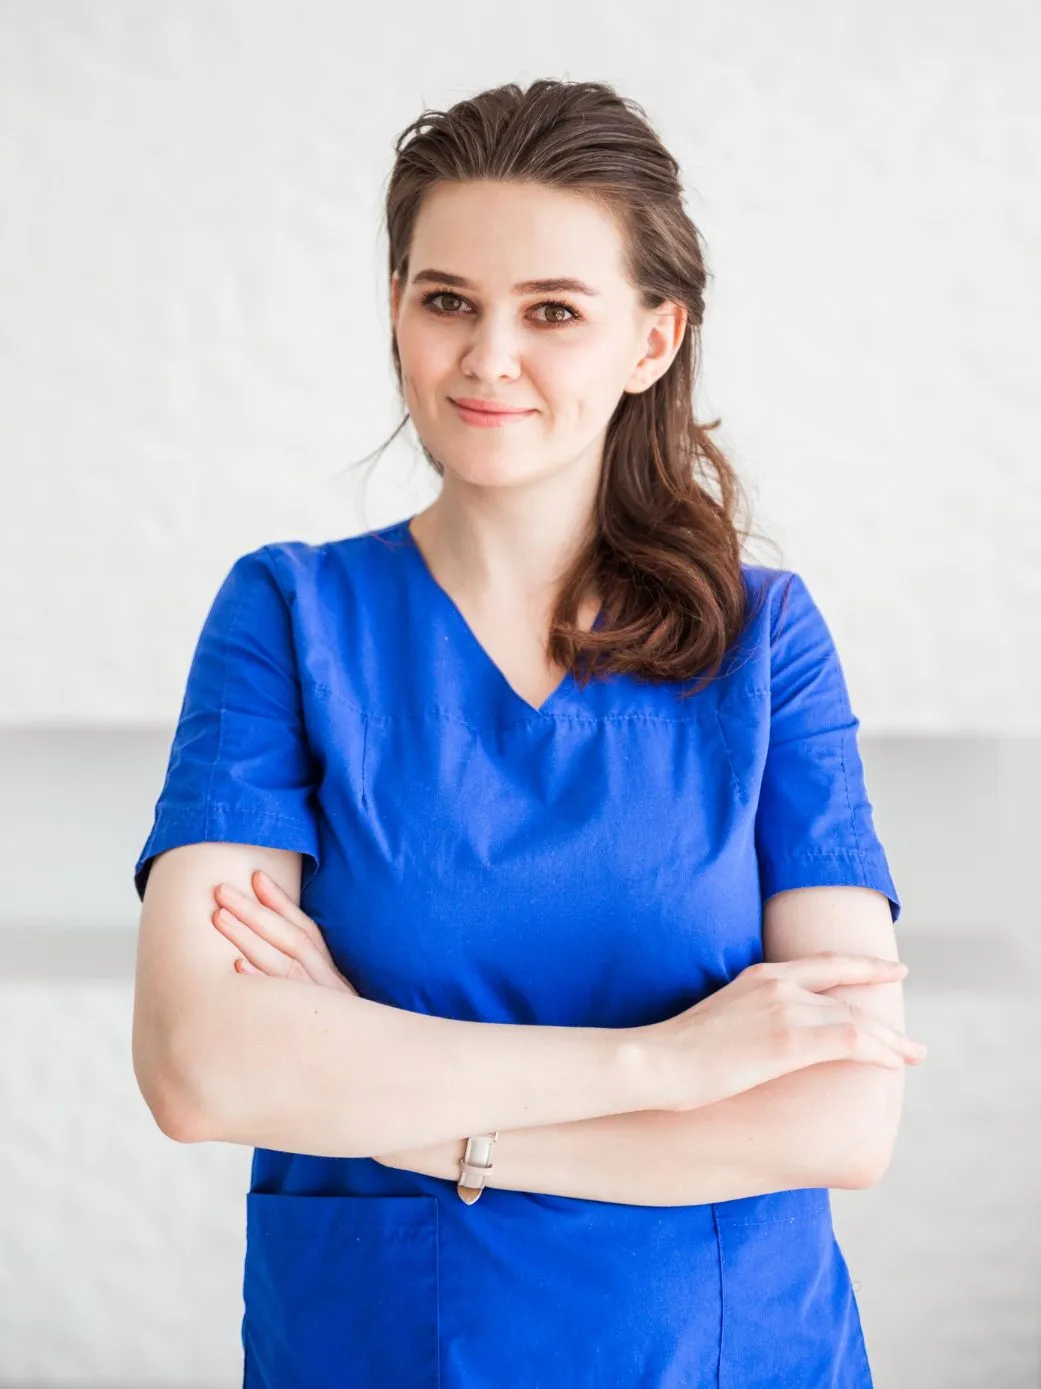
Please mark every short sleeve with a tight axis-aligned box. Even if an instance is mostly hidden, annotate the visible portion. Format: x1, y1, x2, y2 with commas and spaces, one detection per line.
754, 571, 901, 924
133, 545, 321, 903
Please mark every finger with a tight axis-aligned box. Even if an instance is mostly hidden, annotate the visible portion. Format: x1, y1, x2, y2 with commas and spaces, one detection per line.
775, 953, 908, 992
248, 874, 347, 981
843, 1001, 928, 1061
769, 978, 898, 1009
784, 1006, 907, 1070
235, 956, 259, 975
251, 871, 325, 943
796, 1001, 927, 1066
825, 1019, 918, 1069
215, 888, 310, 962
216, 901, 354, 994
792, 990, 928, 1061
212, 907, 302, 980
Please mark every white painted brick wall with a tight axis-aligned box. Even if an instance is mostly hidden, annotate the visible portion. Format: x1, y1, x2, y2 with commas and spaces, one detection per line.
0, 2, 1036, 729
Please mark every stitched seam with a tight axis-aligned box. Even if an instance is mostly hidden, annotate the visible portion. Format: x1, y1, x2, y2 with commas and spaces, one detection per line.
714, 708, 742, 802
772, 847, 881, 861
840, 733, 865, 861
204, 580, 249, 844
360, 713, 370, 814
434, 1198, 441, 1389
154, 806, 316, 828
310, 696, 769, 733
712, 1203, 725, 1389
715, 1214, 816, 1230
307, 681, 771, 726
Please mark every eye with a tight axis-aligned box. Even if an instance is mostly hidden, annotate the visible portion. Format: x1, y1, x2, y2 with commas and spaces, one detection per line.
419, 288, 582, 328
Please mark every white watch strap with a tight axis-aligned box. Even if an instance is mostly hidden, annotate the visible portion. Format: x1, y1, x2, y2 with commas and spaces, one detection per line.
457, 1130, 499, 1204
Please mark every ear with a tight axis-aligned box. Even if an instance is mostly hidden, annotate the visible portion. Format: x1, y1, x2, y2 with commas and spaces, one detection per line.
624, 301, 688, 395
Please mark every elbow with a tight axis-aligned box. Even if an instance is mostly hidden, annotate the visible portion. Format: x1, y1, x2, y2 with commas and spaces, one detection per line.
135, 1061, 207, 1144
153, 1090, 206, 1144
833, 1068, 906, 1189
132, 1013, 210, 1144
828, 1128, 895, 1189
822, 1055, 900, 1188
839, 1141, 895, 1189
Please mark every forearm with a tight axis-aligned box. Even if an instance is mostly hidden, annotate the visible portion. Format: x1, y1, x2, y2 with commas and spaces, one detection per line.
171, 972, 656, 1156
385, 1061, 895, 1204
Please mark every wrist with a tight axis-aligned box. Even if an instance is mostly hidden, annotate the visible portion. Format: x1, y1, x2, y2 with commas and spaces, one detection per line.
613, 1025, 676, 1113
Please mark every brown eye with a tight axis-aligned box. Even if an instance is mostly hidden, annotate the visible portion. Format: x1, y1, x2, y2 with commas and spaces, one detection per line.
421, 291, 469, 315
419, 289, 581, 328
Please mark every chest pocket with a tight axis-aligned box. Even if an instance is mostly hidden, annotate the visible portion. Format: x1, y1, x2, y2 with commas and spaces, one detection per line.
243, 1192, 439, 1387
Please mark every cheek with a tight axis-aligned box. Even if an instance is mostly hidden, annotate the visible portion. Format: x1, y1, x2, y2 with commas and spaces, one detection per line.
397, 338, 457, 429
542, 346, 627, 418
395, 321, 442, 388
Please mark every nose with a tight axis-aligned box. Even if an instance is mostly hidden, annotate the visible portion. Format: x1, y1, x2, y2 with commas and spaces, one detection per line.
459, 312, 524, 381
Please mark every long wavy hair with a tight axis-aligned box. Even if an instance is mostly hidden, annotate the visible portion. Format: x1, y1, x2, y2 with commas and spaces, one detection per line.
351, 78, 787, 698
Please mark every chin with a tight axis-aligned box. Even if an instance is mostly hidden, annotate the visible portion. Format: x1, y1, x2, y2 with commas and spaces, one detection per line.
430, 447, 547, 487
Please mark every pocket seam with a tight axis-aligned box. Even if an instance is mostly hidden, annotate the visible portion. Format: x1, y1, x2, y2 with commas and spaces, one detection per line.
715, 1214, 815, 1230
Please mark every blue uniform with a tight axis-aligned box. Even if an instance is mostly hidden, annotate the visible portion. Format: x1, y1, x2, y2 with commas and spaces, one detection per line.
134, 516, 900, 1388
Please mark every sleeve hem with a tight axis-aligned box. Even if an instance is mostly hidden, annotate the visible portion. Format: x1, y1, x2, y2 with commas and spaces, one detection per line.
134, 804, 320, 903
759, 847, 901, 924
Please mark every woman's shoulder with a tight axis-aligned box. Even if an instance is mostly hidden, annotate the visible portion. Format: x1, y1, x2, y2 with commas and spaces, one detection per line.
740, 560, 792, 597
248, 522, 409, 598
735, 562, 796, 640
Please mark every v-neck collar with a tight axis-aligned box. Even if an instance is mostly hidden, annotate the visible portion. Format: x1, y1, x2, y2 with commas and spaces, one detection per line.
394, 515, 604, 718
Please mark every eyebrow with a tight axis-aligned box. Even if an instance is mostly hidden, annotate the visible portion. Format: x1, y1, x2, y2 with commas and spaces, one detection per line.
411, 269, 600, 297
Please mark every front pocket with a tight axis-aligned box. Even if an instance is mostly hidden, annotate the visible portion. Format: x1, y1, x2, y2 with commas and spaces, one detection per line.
243, 1192, 439, 1389
715, 1189, 872, 1389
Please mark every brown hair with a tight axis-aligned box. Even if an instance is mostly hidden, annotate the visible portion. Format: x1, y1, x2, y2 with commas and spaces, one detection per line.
350, 78, 787, 699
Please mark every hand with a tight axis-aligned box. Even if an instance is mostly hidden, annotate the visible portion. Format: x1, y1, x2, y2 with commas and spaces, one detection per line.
643, 953, 928, 1113
210, 871, 358, 995
209, 872, 439, 1171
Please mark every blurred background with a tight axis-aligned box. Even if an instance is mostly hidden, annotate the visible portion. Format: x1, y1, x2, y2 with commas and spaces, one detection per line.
0, 2, 1038, 1385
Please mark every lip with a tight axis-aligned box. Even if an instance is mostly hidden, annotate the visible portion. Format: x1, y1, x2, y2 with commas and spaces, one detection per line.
450, 397, 535, 415
451, 397, 536, 430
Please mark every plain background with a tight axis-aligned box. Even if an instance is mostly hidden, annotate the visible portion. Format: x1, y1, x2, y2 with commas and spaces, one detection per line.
0, 2, 1037, 1385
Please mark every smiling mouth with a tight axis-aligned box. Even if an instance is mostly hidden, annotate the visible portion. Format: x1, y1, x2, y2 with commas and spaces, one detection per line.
451, 399, 535, 415
451, 399, 536, 427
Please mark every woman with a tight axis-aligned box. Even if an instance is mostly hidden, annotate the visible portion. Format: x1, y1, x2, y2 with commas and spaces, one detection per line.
132, 79, 925, 1388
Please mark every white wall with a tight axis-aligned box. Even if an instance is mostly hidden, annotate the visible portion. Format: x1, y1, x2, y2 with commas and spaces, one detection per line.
1, 0, 1035, 730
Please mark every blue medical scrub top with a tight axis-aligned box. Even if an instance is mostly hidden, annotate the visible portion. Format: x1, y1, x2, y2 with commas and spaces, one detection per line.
134, 516, 901, 1389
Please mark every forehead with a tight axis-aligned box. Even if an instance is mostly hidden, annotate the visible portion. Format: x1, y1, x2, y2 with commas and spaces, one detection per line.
408, 180, 630, 289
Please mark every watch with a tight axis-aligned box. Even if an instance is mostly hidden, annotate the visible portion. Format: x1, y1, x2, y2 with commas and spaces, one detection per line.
456, 1130, 500, 1204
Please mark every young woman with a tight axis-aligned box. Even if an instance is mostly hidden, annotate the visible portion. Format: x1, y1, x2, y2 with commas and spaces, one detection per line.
132, 78, 925, 1388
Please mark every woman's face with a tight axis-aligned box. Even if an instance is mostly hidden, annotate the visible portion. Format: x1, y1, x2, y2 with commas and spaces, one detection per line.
390, 179, 684, 491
